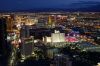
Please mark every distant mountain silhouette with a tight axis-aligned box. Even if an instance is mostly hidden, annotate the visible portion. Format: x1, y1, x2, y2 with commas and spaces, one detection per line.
17, 1, 100, 12
0, 1, 100, 12
67, 1, 100, 12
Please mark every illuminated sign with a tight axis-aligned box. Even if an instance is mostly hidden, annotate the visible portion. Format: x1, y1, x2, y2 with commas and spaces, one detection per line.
65, 36, 79, 42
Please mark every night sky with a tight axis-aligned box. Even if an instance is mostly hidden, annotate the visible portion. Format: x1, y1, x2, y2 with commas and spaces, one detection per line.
0, 0, 100, 11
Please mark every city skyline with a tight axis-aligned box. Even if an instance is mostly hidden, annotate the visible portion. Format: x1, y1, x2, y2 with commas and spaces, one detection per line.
0, 11, 100, 66
0, 0, 100, 65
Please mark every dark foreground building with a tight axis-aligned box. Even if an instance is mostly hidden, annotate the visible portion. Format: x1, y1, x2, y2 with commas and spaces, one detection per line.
0, 17, 9, 66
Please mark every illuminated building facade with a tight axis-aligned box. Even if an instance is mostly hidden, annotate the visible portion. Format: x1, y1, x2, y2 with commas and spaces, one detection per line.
37, 17, 47, 28
43, 30, 66, 48
21, 36, 34, 59
20, 25, 30, 38
6, 15, 14, 33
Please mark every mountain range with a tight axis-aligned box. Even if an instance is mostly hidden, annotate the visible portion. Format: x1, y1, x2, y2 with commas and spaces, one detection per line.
0, 1, 100, 12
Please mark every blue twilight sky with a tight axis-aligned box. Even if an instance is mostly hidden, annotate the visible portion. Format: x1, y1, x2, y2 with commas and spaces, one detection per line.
0, 0, 100, 11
